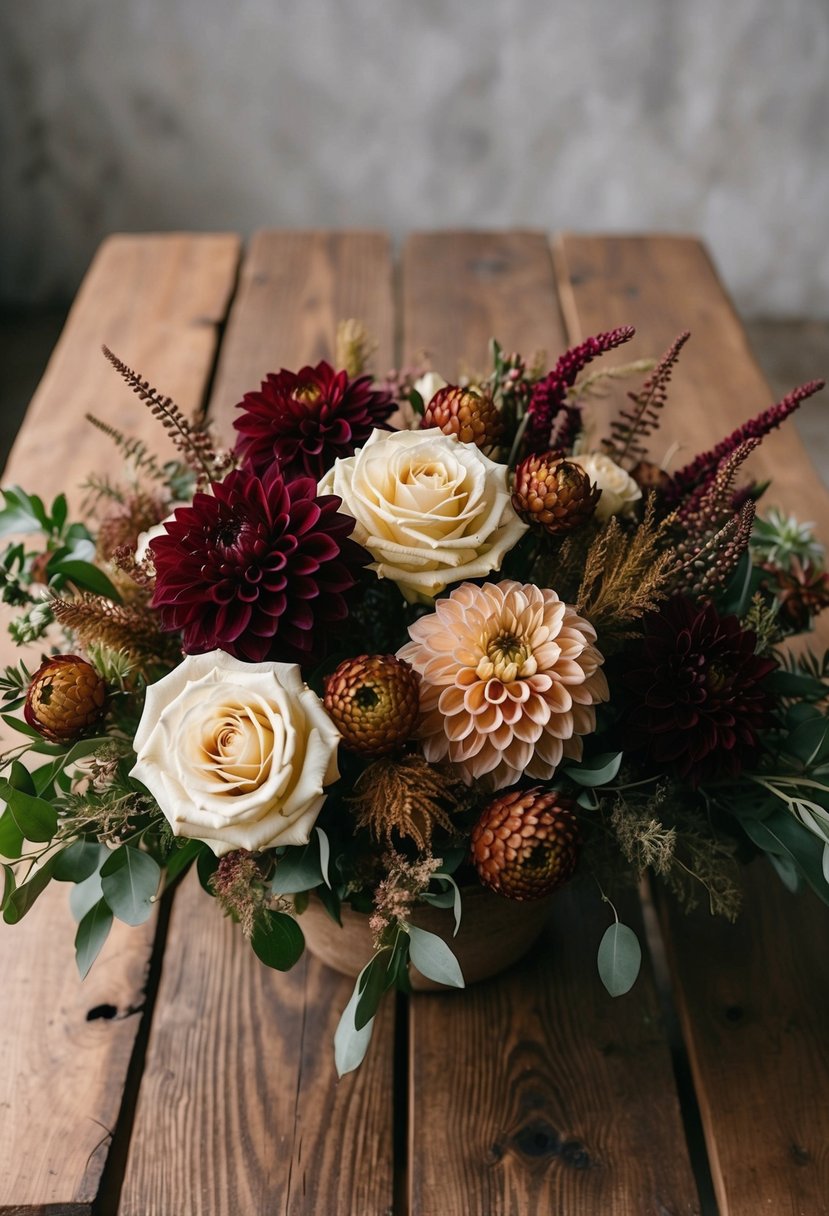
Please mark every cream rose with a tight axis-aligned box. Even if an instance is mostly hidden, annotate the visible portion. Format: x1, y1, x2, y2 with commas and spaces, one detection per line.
569, 452, 642, 520
130, 650, 340, 856
319, 428, 527, 601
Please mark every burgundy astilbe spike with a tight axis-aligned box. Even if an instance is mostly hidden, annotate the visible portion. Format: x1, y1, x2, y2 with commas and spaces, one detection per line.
676, 438, 760, 535
604, 331, 690, 466
524, 326, 635, 454
669, 380, 825, 500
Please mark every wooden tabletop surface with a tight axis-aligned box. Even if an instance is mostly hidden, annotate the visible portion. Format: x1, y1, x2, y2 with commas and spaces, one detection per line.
0, 230, 827, 1216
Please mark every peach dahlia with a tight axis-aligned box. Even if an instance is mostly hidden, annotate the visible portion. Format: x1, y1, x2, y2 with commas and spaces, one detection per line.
397, 580, 609, 790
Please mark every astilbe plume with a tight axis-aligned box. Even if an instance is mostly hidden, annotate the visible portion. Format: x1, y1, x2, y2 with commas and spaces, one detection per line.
523, 327, 636, 454
369, 851, 442, 947
603, 331, 690, 466
234, 360, 396, 481
102, 347, 233, 486
350, 753, 472, 851
669, 380, 825, 500
149, 464, 367, 663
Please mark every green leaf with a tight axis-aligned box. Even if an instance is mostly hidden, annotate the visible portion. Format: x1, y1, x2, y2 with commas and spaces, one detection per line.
768, 853, 801, 894
315, 826, 331, 888
0, 808, 24, 860
197, 847, 219, 893
786, 717, 829, 767
46, 558, 121, 601
9, 760, 36, 796
406, 924, 465, 988
33, 738, 110, 796
435, 847, 466, 876
564, 751, 623, 788
315, 883, 342, 926
51, 494, 68, 537
100, 846, 161, 926
3, 857, 55, 924
335, 962, 377, 1077
0, 487, 50, 537
75, 899, 113, 979
271, 835, 325, 896
354, 947, 393, 1031
164, 839, 204, 885
739, 809, 829, 905
70, 870, 104, 922
1, 863, 15, 907
52, 839, 107, 883
597, 922, 642, 996
250, 910, 305, 971
0, 782, 59, 842
767, 669, 828, 700
423, 873, 462, 935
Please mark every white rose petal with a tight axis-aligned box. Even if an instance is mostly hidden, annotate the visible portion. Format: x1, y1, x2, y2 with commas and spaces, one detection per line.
131, 650, 340, 856
569, 452, 642, 521
319, 428, 527, 602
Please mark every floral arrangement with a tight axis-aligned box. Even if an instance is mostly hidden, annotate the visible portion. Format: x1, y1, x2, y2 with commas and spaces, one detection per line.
1, 321, 827, 1074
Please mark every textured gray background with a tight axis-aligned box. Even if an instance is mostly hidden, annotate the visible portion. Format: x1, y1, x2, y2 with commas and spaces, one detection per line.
1, 0, 828, 315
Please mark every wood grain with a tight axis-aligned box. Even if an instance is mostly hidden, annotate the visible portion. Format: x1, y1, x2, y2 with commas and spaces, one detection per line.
208, 230, 395, 444
118, 231, 397, 1216
0, 234, 240, 1215
405, 231, 700, 1215
555, 232, 829, 1214
118, 875, 396, 1216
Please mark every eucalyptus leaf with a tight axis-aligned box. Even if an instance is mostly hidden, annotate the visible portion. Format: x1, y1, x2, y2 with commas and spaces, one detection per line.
564, 751, 623, 788
768, 852, 801, 894
3, 857, 55, 924
335, 962, 377, 1077
271, 834, 325, 896
787, 717, 829, 767
0, 487, 50, 537
52, 839, 107, 883
70, 870, 104, 922
75, 899, 113, 980
739, 808, 829, 904
251, 910, 305, 970
164, 839, 204, 885
354, 948, 392, 1031
315, 826, 331, 888
0, 783, 59, 843
0, 808, 24, 860
430, 873, 462, 935
1, 863, 15, 907
100, 846, 160, 926
406, 924, 465, 988
597, 922, 642, 997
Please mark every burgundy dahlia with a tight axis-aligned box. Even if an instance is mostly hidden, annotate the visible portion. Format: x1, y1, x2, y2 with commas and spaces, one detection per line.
234, 361, 396, 481
149, 466, 367, 663
624, 597, 776, 785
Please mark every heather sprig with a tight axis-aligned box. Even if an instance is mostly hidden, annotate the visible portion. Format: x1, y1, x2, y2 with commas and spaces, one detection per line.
603, 331, 690, 467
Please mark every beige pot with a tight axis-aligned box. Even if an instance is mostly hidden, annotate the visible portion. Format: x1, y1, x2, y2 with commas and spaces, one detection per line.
298, 884, 554, 991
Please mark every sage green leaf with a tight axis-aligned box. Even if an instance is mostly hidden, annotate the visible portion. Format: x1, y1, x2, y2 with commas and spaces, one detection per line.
597, 922, 642, 997
3, 857, 55, 924
70, 870, 104, 922
53, 840, 107, 884
315, 826, 331, 888
0, 783, 59, 843
0, 808, 24, 860
75, 899, 113, 980
335, 963, 376, 1077
564, 751, 623, 788
100, 846, 161, 926
271, 835, 325, 896
250, 910, 304, 971
1, 863, 15, 907
740, 809, 829, 904
354, 948, 393, 1031
406, 924, 465, 988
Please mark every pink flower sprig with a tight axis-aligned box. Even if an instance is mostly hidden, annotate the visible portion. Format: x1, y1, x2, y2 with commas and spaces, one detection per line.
524, 326, 635, 455
669, 380, 825, 501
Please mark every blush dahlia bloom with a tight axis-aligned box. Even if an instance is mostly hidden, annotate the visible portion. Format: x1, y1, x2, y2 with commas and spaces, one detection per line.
234, 360, 397, 481
398, 580, 608, 790
624, 597, 776, 785
149, 466, 366, 663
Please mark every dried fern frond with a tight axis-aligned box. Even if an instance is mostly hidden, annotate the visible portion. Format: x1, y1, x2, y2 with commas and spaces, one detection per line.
350, 753, 473, 851
603, 331, 690, 467
52, 592, 174, 667
576, 497, 676, 648
85, 414, 169, 484
102, 347, 233, 486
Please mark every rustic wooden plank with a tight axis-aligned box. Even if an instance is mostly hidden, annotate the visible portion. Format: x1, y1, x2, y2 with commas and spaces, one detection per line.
207, 230, 395, 444
403, 231, 700, 1215
0, 233, 241, 1215
555, 232, 829, 1214
118, 230, 397, 1216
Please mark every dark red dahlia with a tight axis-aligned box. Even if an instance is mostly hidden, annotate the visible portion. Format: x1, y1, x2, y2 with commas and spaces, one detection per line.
624, 597, 777, 785
233, 361, 396, 481
149, 466, 367, 663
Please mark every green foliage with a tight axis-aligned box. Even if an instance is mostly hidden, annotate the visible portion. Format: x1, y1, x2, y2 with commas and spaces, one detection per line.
406, 923, 464, 988
250, 910, 305, 970
100, 846, 161, 926
597, 921, 641, 996
75, 899, 114, 979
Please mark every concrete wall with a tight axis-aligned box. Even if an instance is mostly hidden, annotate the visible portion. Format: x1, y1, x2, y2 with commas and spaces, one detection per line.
2, 0, 827, 316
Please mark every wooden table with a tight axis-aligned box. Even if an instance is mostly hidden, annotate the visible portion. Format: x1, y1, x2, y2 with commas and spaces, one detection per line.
1, 231, 827, 1216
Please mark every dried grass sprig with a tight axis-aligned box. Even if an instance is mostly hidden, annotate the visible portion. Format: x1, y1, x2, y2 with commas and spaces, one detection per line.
603, 331, 690, 467
85, 414, 169, 484
576, 497, 676, 648
350, 753, 473, 851
51, 592, 174, 667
